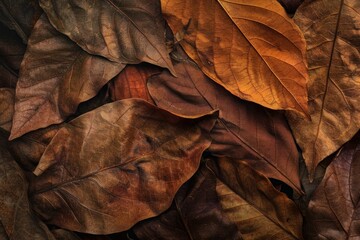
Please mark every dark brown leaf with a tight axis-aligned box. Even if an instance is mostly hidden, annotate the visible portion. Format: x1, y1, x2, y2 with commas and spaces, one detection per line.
0, 0, 42, 43
40, 0, 174, 74
30, 99, 217, 234
134, 164, 243, 240
9, 15, 124, 140
161, 0, 308, 114
210, 158, 303, 240
0, 88, 14, 132
51, 229, 81, 240
304, 132, 360, 239
287, 0, 360, 178
0, 136, 56, 240
148, 57, 301, 193
109, 63, 162, 104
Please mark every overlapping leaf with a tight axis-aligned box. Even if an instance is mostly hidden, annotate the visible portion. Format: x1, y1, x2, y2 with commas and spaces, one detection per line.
148, 58, 301, 192
39, 0, 174, 74
304, 132, 360, 239
30, 99, 217, 234
161, 0, 308, 114
0, 137, 56, 240
0, 88, 14, 132
109, 63, 162, 103
287, 0, 360, 177
9, 15, 124, 140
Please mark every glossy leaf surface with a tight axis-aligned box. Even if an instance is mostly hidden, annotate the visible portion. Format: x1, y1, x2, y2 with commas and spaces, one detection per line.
30, 99, 216, 234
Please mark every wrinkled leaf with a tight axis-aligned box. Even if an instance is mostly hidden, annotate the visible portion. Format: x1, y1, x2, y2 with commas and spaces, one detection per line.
0, 137, 56, 240
40, 0, 174, 74
30, 99, 216, 234
109, 63, 162, 103
148, 58, 301, 192
9, 15, 124, 140
161, 0, 308, 114
210, 157, 303, 240
0, 0, 42, 43
304, 132, 360, 239
0, 88, 14, 132
134, 164, 242, 240
287, 0, 360, 177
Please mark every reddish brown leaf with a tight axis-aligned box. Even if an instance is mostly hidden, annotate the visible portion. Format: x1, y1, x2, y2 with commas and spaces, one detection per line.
30, 99, 217, 234
287, 0, 360, 178
0, 136, 56, 240
304, 132, 360, 239
109, 63, 162, 104
148, 57, 301, 193
0, 88, 14, 132
161, 0, 309, 114
40, 0, 174, 74
9, 15, 124, 140
134, 164, 243, 240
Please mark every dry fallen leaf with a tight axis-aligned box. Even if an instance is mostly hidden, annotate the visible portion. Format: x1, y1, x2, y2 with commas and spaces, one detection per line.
161, 0, 309, 114
9, 15, 124, 140
148, 58, 301, 193
304, 132, 360, 239
40, 0, 174, 74
134, 164, 243, 240
109, 63, 162, 104
0, 88, 14, 132
0, 137, 56, 240
30, 99, 217, 234
287, 0, 360, 178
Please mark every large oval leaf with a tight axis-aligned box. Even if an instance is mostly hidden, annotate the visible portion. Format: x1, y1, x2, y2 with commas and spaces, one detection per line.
304, 132, 360, 239
148, 58, 301, 193
30, 99, 217, 234
40, 0, 174, 74
161, 0, 308, 114
9, 15, 124, 140
287, 0, 360, 177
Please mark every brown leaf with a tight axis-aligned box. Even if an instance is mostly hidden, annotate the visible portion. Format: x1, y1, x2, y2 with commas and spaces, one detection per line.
210, 157, 303, 240
9, 15, 124, 140
109, 63, 162, 104
40, 0, 174, 74
0, 136, 56, 240
287, 0, 360, 178
161, 0, 309, 114
0, 0, 42, 43
134, 164, 243, 240
304, 132, 360, 239
148, 58, 301, 193
0, 88, 14, 132
30, 99, 217, 234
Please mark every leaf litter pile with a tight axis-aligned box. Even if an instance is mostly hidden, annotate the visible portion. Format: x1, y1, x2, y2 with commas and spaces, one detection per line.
0, 0, 359, 239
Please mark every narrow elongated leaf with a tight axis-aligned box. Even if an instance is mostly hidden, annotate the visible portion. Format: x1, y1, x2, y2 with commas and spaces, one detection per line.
0, 138, 56, 240
210, 158, 303, 240
134, 164, 243, 240
40, 0, 174, 74
161, 0, 308, 113
305, 132, 360, 239
148, 59, 301, 192
30, 99, 217, 234
0, 88, 14, 132
0, 0, 42, 43
9, 15, 124, 140
109, 63, 162, 103
287, 0, 360, 177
